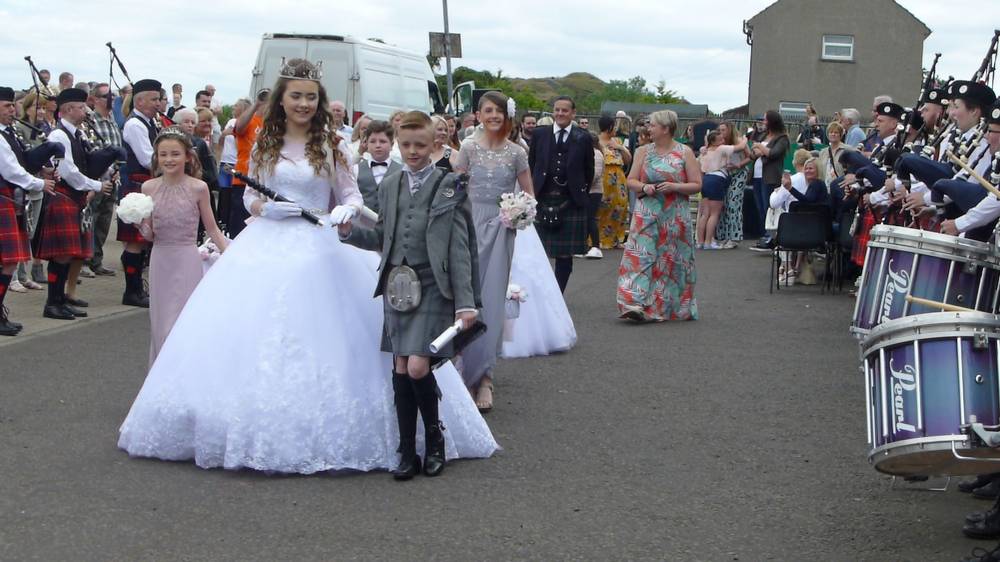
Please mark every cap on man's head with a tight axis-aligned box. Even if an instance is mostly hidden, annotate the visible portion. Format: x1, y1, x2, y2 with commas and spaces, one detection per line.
876, 102, 905, 120
988, 100, 1000, 125
56, 87, 88, 107
133, 79, 162, 96
0, 87, 14, 102
922, 87, 950, 107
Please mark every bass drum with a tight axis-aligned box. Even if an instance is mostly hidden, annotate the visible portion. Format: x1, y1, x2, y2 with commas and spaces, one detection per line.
852, 225, 1000, 338
862, 312, 1000, 477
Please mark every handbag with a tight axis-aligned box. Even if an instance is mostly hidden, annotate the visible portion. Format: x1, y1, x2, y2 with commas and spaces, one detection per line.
764, 206, 783, 231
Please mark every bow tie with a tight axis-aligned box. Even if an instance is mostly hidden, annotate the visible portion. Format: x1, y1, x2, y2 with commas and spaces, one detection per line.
370, 161, 388, 167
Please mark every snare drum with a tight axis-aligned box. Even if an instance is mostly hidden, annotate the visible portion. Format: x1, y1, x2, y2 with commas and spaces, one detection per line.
862, 312, 1000, 476
852, 225, 1000, 337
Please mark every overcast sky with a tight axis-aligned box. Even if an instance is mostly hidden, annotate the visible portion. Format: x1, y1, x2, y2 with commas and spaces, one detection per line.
1, 0, 997, 113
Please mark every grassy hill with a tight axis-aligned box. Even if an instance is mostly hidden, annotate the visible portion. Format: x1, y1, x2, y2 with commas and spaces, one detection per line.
509, 72, 606, 105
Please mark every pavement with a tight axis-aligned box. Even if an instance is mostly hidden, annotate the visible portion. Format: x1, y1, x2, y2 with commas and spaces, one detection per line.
0, 242, 993, 561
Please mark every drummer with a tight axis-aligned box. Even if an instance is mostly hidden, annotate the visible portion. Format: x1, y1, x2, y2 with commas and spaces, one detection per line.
939, 97, 1000, 240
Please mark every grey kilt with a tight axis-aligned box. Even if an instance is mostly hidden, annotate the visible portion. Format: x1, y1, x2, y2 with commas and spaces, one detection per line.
382, 263, 457, 358
535, 194, 588, 258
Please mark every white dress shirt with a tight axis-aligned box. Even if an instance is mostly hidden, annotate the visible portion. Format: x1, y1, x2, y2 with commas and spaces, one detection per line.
0, 125, 44, 192
354, 158, 392, 186
769, 172, 807, 212
47, 119, 102, 192
553, 122, 574, 143
122, 112, 155, 169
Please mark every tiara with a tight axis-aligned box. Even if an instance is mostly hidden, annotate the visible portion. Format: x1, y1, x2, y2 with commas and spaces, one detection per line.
155, 126, 188, 142
278, 57, 323, 82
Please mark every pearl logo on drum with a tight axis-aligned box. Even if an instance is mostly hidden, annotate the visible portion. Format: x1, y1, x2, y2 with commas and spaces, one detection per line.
879, 260, 911, 323
889, 359, 917, 433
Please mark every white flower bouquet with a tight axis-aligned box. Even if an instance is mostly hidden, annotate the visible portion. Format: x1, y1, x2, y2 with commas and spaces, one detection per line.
117, 193, 155, 224
498, 192, 537, 230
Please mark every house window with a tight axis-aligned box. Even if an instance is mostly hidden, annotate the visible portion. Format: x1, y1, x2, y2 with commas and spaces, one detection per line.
822, 35, 854, 61
778, 101, 810, 119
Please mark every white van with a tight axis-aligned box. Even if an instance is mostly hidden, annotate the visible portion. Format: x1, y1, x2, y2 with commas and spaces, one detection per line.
249, 33, 461, 123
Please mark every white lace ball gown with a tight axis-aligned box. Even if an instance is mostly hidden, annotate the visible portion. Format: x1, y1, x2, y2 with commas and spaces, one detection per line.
501, 224, 577, 358
118, 142, 498, 474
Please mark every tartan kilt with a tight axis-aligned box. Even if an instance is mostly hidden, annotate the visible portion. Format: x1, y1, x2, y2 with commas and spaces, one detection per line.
116, 173, 149, 244
0, 187, 30, 266
535, 195, 589, 258
850, 205, 876, 267
32, 185, 93, 260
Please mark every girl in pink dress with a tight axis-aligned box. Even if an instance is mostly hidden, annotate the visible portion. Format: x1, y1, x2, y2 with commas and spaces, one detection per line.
139, 128, 228, 365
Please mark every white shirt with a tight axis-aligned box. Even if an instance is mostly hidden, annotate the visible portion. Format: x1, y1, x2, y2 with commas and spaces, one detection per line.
353, 158, 391, 186
553, 122, 574, 143
753, 141, 768, 179
337, 124, 353, 140
389, 141, 403, 164
220, 118, 238, 164
0, 125, 44, 192
122, 112, 155, 170
769, 172, 807, 211
47, 119, 102, 192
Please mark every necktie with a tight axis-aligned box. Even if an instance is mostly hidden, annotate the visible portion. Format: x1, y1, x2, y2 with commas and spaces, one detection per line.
371, 161, 388, 167
557, 129, 566, 147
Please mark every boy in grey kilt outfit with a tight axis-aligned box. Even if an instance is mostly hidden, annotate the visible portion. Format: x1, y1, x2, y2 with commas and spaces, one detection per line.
340, 111, 481, 480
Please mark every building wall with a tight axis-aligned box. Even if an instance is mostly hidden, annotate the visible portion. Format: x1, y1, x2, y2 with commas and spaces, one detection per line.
748, 0, 929, 120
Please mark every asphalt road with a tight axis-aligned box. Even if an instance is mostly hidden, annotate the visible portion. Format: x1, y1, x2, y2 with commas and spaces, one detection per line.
0, 247, 990, 561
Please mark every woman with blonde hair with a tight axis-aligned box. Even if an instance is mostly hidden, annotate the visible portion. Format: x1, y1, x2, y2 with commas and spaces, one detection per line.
617, 110, 701, 322
429, 114, 454, 171
714, 121, 752, 248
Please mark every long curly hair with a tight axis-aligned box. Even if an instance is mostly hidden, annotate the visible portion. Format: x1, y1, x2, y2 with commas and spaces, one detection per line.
251, 59, 347, 178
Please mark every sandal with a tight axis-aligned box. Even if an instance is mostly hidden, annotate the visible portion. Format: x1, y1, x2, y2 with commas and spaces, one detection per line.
476, 379, 494, 413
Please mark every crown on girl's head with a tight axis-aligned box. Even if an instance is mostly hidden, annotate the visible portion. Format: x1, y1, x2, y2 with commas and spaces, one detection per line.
278, 57, 323, 82
155, 126, 188, 143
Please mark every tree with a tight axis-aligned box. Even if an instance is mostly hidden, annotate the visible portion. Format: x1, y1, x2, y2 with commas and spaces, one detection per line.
426, 52, 440, 72
654, 80, 683, 104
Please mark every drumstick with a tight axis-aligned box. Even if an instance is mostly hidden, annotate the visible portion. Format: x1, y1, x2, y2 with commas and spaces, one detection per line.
945, 150, 1000, 199
905, 295, 976, 313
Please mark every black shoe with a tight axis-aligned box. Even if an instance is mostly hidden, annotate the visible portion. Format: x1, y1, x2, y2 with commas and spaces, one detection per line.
423, 422, 446, 477
0, 318, 21, 336
969, 509, 999, 525
392, 453, 422, 481
1, 306, 22, 331
62, 304, 87, 318
65, 297, 89, 307
122, 292, 150, 308
962, 475, 998, 494
965, 510, 1000, 540
975, 481, 1000, 500
92, 265, 116, 276
960, 544, 1000, 562
43, 304, 76, 320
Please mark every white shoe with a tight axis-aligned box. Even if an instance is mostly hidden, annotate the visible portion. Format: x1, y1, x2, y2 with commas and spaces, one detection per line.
721, 240, 739, 249
706, 242, 722, 250
80, 266, 96, 278
584, 247, 603, 259
8, 278, 27, 293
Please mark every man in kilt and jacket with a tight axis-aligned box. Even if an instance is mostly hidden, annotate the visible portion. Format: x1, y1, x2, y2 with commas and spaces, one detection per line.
33, 88, 120, 320
0, 86, 62, 335
119, 79, 163, 308
528, 96, 595, 293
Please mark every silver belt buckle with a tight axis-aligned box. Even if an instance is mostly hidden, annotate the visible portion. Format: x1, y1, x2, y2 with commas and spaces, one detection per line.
386, 265, 422, 312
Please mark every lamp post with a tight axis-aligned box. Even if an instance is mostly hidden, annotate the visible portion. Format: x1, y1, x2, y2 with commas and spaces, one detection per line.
443, 0, 454, 111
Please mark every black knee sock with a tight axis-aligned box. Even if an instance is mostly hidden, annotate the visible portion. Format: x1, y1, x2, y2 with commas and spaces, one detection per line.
392, 371, 419, 457
0, 272, 11, 309
121, 251, 143, 294
411, 373, 441, 433
46, 262, 68, 305
554, 257, 573, 293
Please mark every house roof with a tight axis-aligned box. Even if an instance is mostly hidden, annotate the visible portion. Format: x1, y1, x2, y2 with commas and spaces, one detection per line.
599, 101, 709, 119
747, 0, 930, 37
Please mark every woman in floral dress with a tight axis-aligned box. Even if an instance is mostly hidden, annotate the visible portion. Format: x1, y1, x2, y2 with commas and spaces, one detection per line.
597, 115, 631, 249
616, 110, 702, 322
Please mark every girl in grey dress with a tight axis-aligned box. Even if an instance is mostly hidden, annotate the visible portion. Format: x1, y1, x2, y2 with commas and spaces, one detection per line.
452, 91, 534, 412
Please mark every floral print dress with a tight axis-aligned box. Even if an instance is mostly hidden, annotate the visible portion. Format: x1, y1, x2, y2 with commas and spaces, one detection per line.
616, 144, 698, 321
597, 147, 630, 248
